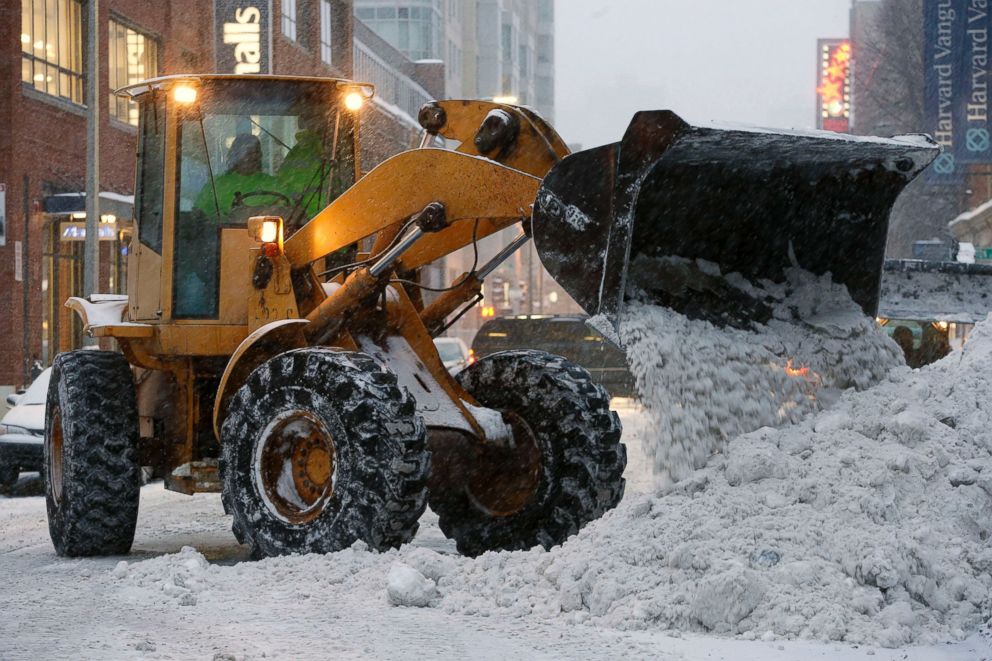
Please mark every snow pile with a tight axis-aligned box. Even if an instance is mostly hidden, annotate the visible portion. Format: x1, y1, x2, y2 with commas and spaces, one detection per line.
428, 316, 990, 645
116, 294, 991, 648
620, 268, 904, 480
113, 547, 215, 607
386, 561, 437, 607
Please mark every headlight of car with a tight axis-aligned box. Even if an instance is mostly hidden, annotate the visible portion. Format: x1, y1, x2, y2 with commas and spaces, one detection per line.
0, 424, 30, 436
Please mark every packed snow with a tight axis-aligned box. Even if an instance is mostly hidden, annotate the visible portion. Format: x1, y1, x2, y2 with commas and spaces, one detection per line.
98, 271, 991, 651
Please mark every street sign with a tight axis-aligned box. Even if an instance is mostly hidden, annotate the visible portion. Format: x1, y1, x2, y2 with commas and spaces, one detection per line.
14, 241, 21, 282
0, 183, 6, 247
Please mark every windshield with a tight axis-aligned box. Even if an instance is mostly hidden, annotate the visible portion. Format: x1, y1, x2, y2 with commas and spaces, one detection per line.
173, 79, 355, 318
177, 79, 355, 229
20, 368, 52, 406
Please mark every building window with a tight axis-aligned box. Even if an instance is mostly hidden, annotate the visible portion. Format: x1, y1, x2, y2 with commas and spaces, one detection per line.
108, 19, 158, 126
20, 0, 84, 104
538, 34, 552, 65
282, 0, 297, 41
320, 0, 333, 64
356, 1, 443, 61
501, 23, 513, 64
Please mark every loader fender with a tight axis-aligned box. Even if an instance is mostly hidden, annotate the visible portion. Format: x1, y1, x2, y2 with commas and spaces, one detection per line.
212, 319, 308, 440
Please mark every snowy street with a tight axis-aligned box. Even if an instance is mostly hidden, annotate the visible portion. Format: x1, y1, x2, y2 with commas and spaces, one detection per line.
1, 401, 987, 661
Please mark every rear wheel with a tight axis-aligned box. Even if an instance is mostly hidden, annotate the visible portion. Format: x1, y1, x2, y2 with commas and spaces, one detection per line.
44, 351, 140, 557
221, 348, 429, 558
430, 350, 626, 556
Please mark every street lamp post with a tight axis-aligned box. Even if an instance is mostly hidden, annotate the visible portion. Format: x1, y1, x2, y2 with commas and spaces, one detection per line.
83, 0, 100, 301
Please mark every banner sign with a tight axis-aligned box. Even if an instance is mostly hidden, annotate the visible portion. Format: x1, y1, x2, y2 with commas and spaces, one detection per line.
924, 0, 992, 183
214, 0, 273, 75
816, 40, 851, 133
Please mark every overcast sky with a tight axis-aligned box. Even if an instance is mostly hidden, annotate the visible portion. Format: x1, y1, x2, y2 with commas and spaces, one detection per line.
555, 0, 852, 149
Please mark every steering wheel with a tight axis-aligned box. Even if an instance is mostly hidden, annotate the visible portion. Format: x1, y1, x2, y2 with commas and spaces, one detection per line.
233, 190, 294, 207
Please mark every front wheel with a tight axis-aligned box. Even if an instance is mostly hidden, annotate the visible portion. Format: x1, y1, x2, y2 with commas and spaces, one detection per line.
430, 350, 626, 556
220, 348, 429, 558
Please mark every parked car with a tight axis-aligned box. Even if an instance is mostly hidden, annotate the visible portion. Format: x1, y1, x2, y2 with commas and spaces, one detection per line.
0, 367, 50, 488
433, 337, 474, 375
471, 315, 637, 398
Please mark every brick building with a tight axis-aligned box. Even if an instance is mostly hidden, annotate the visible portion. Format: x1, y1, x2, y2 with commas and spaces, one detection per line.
0, 0, 435, 401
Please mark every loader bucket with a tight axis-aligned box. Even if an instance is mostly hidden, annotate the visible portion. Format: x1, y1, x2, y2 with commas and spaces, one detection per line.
532, 110, 940, 329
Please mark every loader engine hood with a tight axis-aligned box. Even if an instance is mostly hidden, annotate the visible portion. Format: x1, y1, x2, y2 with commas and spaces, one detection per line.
532, 110, 940, 329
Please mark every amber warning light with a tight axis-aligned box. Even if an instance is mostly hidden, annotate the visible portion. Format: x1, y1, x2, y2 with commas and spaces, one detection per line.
816, 39, 851, 133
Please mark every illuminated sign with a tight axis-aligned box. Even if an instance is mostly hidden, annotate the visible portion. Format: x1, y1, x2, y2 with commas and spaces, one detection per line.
60, 222, 119, 242
215, 1, 272, 75
817, 39, 851, 133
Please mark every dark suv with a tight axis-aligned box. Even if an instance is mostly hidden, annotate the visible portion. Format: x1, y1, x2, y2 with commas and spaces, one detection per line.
471, 315, 637, 398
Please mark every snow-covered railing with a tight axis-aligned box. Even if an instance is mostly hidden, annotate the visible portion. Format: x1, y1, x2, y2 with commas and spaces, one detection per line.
353, 39, 433, 130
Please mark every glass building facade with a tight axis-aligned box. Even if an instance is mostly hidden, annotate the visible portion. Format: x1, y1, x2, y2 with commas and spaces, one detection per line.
354, 0, 444, 61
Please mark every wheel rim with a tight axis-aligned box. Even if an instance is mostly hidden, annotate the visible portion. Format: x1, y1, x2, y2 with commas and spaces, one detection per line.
253, 410, 336, 525
49, 408, 65, 507
466, 410, 543, 517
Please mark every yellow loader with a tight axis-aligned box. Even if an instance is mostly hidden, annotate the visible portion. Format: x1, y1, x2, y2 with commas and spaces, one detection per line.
44, 75, 937, 558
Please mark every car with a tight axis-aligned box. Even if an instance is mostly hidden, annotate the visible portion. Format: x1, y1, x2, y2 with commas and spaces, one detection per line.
0, 367, 50, 488
471, 315, 637, 398
433, 337, 474, 375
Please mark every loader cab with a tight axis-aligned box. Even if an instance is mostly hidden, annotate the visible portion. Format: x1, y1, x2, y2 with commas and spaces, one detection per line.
120, 75, 368, 328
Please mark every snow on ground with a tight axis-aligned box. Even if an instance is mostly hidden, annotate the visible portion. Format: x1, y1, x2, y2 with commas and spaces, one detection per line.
1, 271, 991, 658
1, 395, 989, 659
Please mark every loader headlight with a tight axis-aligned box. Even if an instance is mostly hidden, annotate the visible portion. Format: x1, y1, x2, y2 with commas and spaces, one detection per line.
259, 220, 279, 244
173, 83, 198, 105
341, 84, 374, 112
344, 92, 365, 112
248, 216, 283, 248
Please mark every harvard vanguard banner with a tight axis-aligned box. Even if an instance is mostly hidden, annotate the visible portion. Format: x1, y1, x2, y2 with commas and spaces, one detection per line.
214, 0, 273, 75
924, 0, 992, 182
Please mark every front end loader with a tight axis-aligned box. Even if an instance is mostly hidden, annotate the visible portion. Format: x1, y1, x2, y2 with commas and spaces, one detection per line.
44, 75, 937, 559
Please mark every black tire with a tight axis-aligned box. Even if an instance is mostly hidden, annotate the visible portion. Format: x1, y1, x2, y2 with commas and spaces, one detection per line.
430, 350, 626, 556
45, 350, 140, 557
0, 462, 18, 490
220, 348, 429, 558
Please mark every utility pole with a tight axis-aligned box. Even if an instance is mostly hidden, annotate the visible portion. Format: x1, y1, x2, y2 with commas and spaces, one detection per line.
83, 0, 100, 299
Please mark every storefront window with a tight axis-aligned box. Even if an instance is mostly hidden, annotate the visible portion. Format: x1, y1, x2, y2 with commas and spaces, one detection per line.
20, 0, 84, 105
108, 19, 159, 126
